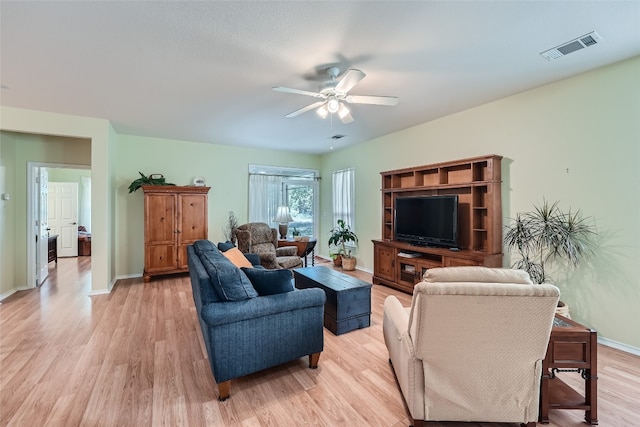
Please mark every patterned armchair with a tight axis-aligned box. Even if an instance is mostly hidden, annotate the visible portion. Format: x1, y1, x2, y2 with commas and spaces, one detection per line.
234, 222, 303, 270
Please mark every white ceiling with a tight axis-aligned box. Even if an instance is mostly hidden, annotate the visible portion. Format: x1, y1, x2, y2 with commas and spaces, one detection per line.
2, 1, 639, 154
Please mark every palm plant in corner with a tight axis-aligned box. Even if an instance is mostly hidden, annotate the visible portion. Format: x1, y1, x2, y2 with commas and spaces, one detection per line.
504, 199, 598, 317
328, 219, 358, 271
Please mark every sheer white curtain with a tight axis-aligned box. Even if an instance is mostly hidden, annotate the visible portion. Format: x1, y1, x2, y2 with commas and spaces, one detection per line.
80, 176, 91, 232
248, 174, 281, 226
332, 167, 355, 232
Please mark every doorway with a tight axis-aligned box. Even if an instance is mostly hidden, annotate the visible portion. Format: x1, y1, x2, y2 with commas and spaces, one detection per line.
26, 162, 91, 288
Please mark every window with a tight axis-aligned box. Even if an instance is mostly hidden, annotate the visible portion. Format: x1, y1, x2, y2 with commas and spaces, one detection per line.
332, 167, 355, 234
248, 165, 319, 238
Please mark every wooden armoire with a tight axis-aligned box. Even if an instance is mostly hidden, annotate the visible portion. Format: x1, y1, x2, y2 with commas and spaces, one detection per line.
142, 185, 210, 282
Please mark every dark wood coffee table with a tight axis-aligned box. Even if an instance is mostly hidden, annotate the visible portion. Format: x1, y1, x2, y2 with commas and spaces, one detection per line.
293, 267, 372, 335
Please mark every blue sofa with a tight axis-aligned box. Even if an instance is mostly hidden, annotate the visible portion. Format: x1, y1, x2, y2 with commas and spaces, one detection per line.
187, 240, 326, 400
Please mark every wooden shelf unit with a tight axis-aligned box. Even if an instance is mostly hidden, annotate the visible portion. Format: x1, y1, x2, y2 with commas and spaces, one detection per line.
374, 155, 503, 293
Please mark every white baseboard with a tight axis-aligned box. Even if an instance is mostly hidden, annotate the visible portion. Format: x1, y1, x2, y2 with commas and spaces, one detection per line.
598, 336, 640, 356
315, 255, 373, 275
0, 288, 17, 302
88, 273, 142, 296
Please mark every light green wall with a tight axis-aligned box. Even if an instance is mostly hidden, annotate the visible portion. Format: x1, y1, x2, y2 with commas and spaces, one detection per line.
114, 134, 321, 276
0, 131, 91, 292
0, 106, 114, 294
0, 132, 17, 297
320, 56, 640, 348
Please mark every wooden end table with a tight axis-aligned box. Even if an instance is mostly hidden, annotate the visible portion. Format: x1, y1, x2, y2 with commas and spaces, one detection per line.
540, 314, 598, 425
278, 238, 317, 267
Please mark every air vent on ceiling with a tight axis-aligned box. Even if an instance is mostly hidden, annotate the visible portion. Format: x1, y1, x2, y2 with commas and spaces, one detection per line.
331, 134, 346, 140
540, 31, 602, 61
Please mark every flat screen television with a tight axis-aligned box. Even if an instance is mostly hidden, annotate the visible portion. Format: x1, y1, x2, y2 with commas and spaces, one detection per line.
394, 195, 459, 248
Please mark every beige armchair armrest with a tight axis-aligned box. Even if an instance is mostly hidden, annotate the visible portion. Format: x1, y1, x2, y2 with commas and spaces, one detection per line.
383, 296, 425, 421
383, 296, 409, 340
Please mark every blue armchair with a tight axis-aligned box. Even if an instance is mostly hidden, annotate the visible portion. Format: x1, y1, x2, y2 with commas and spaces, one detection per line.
187, 240, 325, 400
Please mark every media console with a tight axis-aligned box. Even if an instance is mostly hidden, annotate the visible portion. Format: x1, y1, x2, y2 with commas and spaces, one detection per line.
373, 155, 504, 293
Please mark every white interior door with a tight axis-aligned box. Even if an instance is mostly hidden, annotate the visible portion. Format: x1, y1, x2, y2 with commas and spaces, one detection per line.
37, 168, 49, 286
48, 182, 78, 257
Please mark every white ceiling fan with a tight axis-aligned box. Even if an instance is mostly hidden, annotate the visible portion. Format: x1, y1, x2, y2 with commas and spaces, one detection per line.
273, 67, 399, 124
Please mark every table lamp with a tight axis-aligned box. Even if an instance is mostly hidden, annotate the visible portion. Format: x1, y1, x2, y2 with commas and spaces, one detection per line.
274, 206, 294, 239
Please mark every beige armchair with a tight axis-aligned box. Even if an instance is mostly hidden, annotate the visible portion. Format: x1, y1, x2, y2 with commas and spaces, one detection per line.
234, 222, 303, 270
383, 267, 559, 427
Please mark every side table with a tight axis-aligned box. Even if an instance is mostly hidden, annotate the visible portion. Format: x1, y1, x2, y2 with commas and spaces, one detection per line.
278, 238, 317, 267
540, 314, 598, 425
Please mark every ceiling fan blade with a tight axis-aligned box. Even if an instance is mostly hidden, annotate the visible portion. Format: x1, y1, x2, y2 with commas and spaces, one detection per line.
345, 95, 399, 106
285, 101, 327, 118
273, 86, 323, 98
338, 104, 354, 124
335, 69, 366, 93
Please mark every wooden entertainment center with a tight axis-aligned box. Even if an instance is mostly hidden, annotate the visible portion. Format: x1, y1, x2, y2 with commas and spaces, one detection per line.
373, 154, 503, 293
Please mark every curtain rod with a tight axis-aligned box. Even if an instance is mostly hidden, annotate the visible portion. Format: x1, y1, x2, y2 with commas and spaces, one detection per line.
332, 167, 354, 174
249, 173, 321, 180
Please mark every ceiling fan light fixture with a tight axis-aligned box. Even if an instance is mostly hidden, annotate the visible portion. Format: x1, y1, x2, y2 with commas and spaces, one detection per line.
316, 104, 328, 118
327, 97, 340, 113
338, 103, 350, 119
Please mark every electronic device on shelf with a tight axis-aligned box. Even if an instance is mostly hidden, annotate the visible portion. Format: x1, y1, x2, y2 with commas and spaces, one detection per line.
394, 195, 459, 249
398, 252, 421, 258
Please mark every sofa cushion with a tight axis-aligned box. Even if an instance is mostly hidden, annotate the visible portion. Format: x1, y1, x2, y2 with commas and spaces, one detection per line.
423, 266, 533, 285
193, 239, 218, 255
244, 253, 261, 266
217, 241, 235, 252
199, 250, 258, 301
188, 245, 223, 305
223, 247, 254, 269
241, 267, 294, 296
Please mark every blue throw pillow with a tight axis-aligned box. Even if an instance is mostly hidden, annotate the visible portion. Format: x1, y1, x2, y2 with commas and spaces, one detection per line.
241, 268, 294, 296
217, 241, 235, 252
200, 251, 258, 301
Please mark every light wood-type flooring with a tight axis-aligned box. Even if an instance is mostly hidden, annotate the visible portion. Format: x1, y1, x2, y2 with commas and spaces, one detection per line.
1, 256, 639, 426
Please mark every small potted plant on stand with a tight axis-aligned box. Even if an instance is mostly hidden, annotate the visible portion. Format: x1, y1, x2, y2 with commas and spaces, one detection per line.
504, 199, 597, 317
328, 219, 358, 271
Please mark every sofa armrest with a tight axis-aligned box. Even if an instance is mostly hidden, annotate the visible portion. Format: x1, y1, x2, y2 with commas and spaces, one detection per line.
200, 287, 326, 327
276, 246, 298, 257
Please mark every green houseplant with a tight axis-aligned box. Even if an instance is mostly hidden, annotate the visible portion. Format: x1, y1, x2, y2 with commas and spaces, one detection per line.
504, 199, 597, 316
128, 172, 175, 193
328, 219, 358, 270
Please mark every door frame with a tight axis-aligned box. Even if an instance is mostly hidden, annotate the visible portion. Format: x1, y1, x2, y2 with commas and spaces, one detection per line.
26, 161, 90, 289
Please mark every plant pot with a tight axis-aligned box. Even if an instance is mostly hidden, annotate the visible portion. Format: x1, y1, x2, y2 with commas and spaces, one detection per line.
333, 255, 342, 267
341, 256, 356, 271
556, 301, 571, 319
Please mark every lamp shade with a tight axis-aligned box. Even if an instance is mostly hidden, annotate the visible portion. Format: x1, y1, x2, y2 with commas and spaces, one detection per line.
274, 206, 293, 223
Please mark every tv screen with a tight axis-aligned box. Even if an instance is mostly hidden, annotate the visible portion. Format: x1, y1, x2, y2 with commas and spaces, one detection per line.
394, 195, 459, 248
